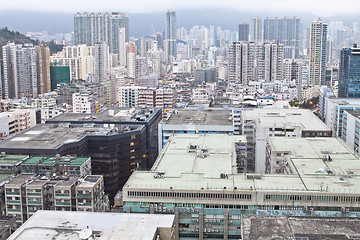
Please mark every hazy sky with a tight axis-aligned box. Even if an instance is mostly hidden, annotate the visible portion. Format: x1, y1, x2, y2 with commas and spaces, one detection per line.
2, 0, 360, 16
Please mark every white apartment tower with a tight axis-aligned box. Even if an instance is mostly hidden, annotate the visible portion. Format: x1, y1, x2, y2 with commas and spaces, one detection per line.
309, 19, 328, 86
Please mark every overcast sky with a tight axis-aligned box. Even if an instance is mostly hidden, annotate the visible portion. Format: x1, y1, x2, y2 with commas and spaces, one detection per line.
1, 0, 360, 16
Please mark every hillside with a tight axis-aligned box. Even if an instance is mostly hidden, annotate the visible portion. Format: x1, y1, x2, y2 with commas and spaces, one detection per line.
0, 27, 63, 55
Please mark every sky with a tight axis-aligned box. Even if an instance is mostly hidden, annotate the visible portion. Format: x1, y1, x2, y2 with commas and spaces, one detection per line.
2, 0, 360, 16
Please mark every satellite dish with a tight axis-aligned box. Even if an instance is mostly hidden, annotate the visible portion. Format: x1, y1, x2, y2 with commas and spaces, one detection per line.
79, 227, 92, 239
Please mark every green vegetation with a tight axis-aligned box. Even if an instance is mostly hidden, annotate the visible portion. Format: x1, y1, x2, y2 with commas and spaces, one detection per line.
289, 97, 319, 109
0, 27, 63, 55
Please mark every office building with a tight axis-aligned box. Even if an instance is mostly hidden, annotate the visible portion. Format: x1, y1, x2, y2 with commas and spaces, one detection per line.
238, 23, 249, 41
309, 19, 328, 86
36, 44, 51, 94
5, 174, 107, 224
242, 109, 331, 173
74, 12, 129, 56
124, 135, 360, 240
8, 210, 176, 240
323, 98, 360, 138
165, 9, 177, 60
340, 109, 360, 154
339, 45, 360, 98
40, 107, 159, 199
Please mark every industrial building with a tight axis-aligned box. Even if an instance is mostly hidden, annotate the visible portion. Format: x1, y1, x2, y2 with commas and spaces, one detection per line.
123, 134, 360, 240
8, 210, 176, 240
242, 108, 331, 173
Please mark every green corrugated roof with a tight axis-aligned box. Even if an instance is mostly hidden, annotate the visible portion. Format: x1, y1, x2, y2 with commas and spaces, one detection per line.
0, 173, 12, 183
22, 156, 45, 165
67, 157, 89, 166
0, 155, 27, 164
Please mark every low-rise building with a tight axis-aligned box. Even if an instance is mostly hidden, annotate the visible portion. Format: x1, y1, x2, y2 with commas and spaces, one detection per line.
123, 134, 360, 240
159, 109, 234, 152
5, 174, 108, 225
242, 108, 331, 173
8, 210, 176, 240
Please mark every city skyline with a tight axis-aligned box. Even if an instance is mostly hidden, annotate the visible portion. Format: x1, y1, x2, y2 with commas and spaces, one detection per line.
0, 0, 360, 16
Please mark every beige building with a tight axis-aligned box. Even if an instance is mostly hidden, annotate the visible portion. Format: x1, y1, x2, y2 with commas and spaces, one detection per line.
36, 44, 51, 94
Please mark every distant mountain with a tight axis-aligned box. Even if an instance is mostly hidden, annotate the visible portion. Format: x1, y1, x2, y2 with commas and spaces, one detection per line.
0, 9, 358, 37
0, 28, 63, 55
0, 27, 36, 48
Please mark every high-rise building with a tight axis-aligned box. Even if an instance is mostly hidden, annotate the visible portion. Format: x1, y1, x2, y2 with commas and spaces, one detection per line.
228, 42, 256, 85
36, 44, 51, 94
256, 43, 284, 82
118, 28, 127, 67
309, 19, 328, 86
339, 45, 360, 98
250, 17, 262, 42
263, 17, 301, 59
238, 23, 250, 41
74, 12, 129, 56
2, 43, 38, 99
94, 42, 109, 83
50, 63, 70, 91
165, 9, 177, 60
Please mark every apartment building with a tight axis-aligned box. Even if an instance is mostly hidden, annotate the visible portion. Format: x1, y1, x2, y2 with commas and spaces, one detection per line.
72, 92, 97, 113
5, 174, 107, 225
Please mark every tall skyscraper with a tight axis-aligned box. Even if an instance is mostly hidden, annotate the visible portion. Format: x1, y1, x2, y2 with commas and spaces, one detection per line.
238, 23, 250, 41
250, 17, 262, 42
2, 43, 38, 99
94, 42, 110, 83
74, 12, 129, 56
36, 44, 51, 94
256, 43, 284, 82
165, 9, 177, 60
228, 42, 256, 85
263, 17, 301, 59
118, 28, 127, 67
339, 45, 360, 98
309, 19, 328, 86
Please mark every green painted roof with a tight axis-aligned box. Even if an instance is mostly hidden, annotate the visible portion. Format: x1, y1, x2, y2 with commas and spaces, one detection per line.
22, 156, 89, 166
0, 173, 12, 183
23, 156, 45, 165
0, 155, 28, 165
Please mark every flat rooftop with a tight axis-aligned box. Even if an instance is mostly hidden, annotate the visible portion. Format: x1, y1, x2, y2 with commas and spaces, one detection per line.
54, 177, 78, 187
6, 174, 34, 187
241, 215, 360, 240
23, 156, 89, 167
0, 124, 141, 150
8, 210, 175, 240
165, 109, 233, 126
49, 107, 158, 123
327, 98, 360, 105
345, 109, 360, 119
242, 108, 330, 130
125, 135, 360, 195
77, 175, 102, 189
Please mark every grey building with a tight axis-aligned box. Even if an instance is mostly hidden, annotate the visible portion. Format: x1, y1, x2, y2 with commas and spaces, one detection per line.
74, 12, 129, 55
238, 23, 249, 41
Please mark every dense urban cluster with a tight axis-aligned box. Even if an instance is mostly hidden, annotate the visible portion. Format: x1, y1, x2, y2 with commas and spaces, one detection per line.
0, 7, 359, 240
